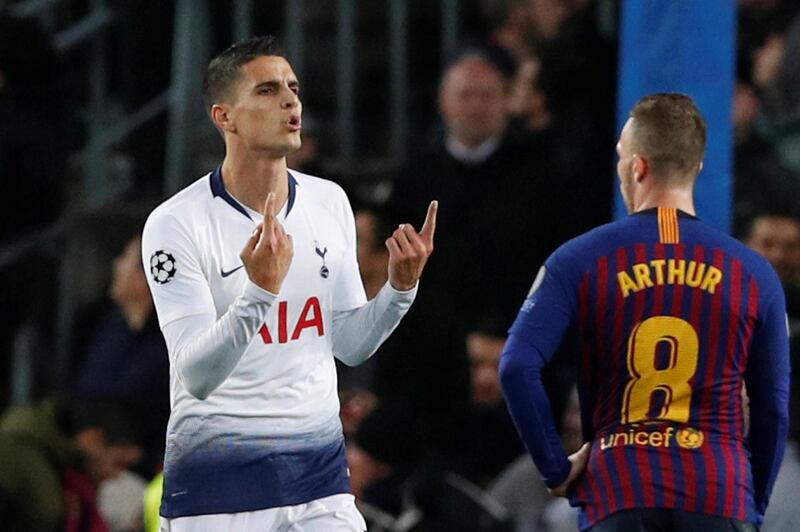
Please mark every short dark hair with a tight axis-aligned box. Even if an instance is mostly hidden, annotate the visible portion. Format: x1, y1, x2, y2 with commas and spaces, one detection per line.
202, 35, 286, 111
629, 93, 707, 181
442, 42, 516, 85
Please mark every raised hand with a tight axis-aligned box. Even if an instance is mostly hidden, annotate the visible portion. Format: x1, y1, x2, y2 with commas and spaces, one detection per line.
386, 200, 438, 291
240, 192, 294, 293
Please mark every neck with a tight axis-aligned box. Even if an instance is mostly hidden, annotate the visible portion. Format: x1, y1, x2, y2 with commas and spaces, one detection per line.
634, 185, 696, 216
118, 299, 153, 332
221, 146, 289, 214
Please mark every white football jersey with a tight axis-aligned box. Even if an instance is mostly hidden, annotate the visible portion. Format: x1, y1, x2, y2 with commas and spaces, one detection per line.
142, 168, 384, 517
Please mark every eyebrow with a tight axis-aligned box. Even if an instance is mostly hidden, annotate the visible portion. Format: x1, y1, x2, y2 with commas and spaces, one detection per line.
253, 79, 300, 90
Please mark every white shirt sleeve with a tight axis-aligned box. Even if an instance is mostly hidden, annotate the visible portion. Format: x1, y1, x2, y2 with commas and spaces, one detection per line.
142, 210, 276, 399
332, 281, 417, 366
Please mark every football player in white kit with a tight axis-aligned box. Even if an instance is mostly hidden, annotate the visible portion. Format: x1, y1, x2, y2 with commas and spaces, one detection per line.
142, 36, 437, 531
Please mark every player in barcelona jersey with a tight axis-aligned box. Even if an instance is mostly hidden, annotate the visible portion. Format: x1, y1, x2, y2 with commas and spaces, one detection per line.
142, 36, 437, 531
500, 93, 790, 531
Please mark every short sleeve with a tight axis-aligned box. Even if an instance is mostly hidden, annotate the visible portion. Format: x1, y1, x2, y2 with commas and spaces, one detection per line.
142, 210, 216, 328
330, 188, 368, 311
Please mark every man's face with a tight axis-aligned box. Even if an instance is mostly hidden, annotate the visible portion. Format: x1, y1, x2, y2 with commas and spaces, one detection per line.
74, 429, 141, 484
467, 332, 506, 406
221, 55, 303, 157
110, 237, 149, 305
439, 58, 509, 148
616, 119, 637, 214
746, 216, 800, 282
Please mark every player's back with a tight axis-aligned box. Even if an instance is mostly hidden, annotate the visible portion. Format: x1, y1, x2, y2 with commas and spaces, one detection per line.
554, 207, 783, 528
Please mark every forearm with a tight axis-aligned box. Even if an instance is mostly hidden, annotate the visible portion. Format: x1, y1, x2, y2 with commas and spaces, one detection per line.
331, 281, 417, 366
748, 393, 789, 517
745, 286, 791, 520
163, 281, 276, 399
499, 333, 571, 488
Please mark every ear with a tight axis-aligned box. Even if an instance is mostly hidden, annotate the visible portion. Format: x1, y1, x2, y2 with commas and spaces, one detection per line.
211, 103, 235, 134
632, 154, 648, 182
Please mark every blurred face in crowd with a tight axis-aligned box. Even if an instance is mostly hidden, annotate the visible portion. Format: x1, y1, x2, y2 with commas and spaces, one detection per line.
733, 83, 761, 142
467, 331, 507, 406
110, 237, 150, 306
356, 209, 390, 299
346, 443, 391, 499
746, 215, 800, 283
74, 428, 141, 484
439, 56, 510, 148
213, 55, 302, 157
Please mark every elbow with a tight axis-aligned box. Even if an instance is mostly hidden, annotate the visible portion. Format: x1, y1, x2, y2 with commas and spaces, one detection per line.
499, 350, 528, 392
499, 337, 543, 395
184, 380, 213, 400
334, 348, 372, 367
188, 388, 211, 401
177, 361, 215, 400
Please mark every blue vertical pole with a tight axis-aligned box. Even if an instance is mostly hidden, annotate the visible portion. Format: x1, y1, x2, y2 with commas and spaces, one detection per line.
615, 0, 736, 232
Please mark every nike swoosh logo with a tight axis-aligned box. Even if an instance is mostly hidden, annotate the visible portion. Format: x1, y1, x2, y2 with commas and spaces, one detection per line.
220, 264, 245, 278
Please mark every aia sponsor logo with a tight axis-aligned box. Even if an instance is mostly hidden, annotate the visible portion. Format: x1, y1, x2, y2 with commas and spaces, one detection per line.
258, 297, 324, 344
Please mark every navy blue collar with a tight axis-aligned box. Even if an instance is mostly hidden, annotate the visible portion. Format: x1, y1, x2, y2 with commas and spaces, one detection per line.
209, 166, 298, 221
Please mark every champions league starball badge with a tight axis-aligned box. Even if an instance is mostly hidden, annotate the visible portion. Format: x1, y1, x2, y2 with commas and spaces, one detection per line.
315, 241, 329, 279
150, 250, 177, 284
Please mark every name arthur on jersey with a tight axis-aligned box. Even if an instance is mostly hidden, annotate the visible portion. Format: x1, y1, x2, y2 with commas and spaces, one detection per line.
617, 259, 723, 298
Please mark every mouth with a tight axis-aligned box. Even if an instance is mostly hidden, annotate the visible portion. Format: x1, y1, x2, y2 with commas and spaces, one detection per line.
287, 115, 302, 132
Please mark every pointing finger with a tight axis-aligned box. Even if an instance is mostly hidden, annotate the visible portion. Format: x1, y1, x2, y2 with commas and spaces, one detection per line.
420, 200, 438, 242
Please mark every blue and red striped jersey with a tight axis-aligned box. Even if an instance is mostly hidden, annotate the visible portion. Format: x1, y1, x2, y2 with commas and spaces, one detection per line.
500, 207, 790, 530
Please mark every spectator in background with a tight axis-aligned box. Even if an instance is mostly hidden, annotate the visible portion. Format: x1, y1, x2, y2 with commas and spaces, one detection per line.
347, 400, 422, 526
481, 0, 536, 63
732, 79, 800, 235
336, 204, 394, 393
748, 7, 800, 175
451, 318, 524, 488
0, 397, 141, 532
761, 373, 800, 532
742, 212, 800, 328
508, 54, 553, 135
489, 387, 582, 532
390, 45, 569, 332
72, 235, 170, 478
356, 205, 392, 300
341, 202, 470, 463
526, 0, 616, 228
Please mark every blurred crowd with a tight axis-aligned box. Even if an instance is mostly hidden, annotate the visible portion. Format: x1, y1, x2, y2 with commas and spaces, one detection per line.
2, 0, 800, 531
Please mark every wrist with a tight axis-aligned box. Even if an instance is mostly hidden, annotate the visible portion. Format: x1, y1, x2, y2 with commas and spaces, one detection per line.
389, 279, 417, 292
249, 275, 282, 294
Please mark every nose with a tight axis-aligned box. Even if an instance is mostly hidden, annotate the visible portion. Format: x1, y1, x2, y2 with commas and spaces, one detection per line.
281, 89, 299, 109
